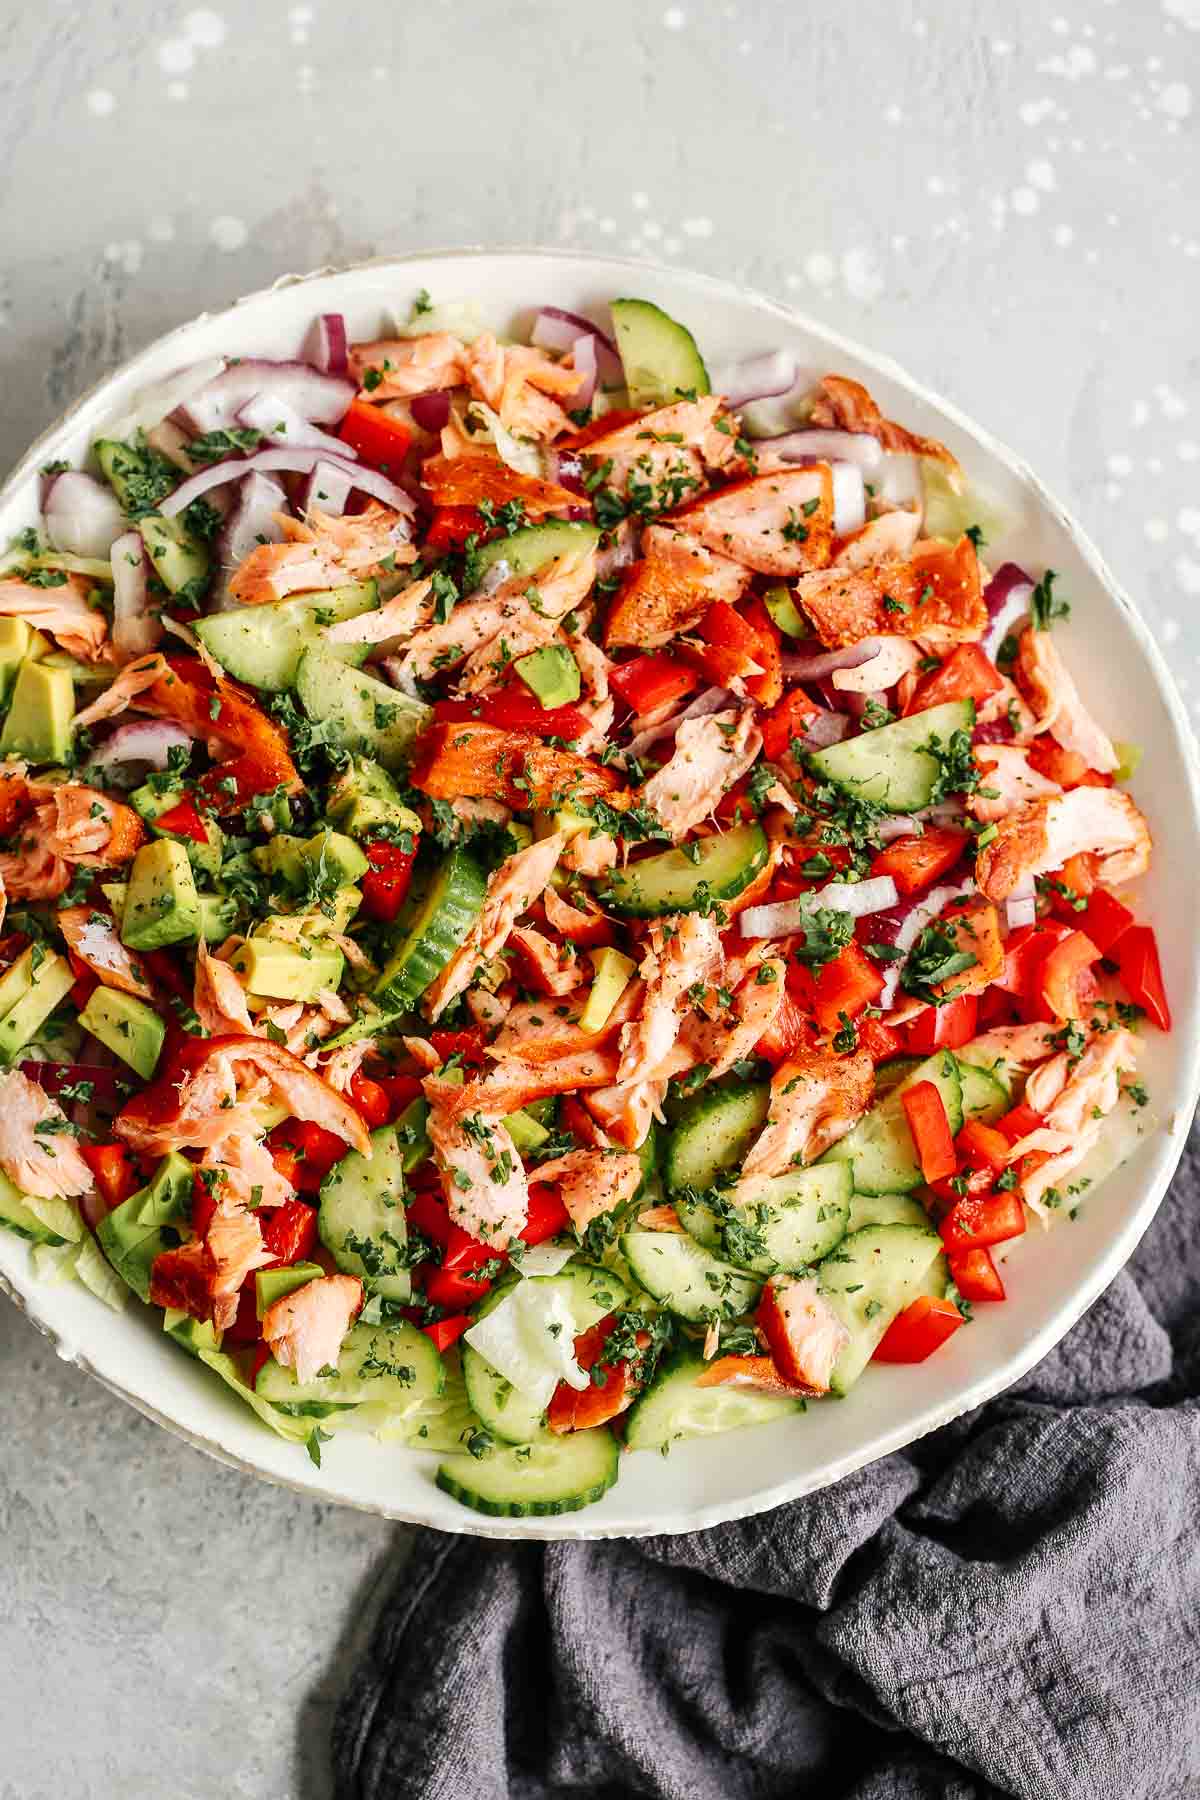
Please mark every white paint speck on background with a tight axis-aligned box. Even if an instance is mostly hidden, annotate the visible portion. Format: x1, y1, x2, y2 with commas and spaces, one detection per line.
147, 214, 175, 242
631, 191, 649, 211
1027, 159, 1056, 191
663, 6, 685, 27
1054, 223, 1075, 246
86, 89, 115, 116
1163, 0, 1200, 28
1158, 81, 1193, 117
166, 81, 188, 101
681, 216, 713, 238
1179, 508, 1200, 536
1180, 441, 1200, 462
803, 251, 835, 287
841, 247, 884, 303
1175, 557, 1200, 595
209, 215, 248, 252
1145, 518, 1170, 543
1108, 453, 1134, 475
157, 38, 195, 74
1012, 187, 1039, 215
184, 9, 227, 47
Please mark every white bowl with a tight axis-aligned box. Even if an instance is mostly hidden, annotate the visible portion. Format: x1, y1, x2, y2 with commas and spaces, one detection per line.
1, 249, 1197, 1540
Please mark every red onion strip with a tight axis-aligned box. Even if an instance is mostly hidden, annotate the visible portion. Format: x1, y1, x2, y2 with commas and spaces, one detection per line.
302, 313, 349, 377
236, 394, 356, 459
758, 429, 884, 473
111, 530, 161, 660
180, 360, 355, 434
782, 639, 882, 682
160, 447, 414, 520
708, 349, 798, 409
532, 307, 623, 385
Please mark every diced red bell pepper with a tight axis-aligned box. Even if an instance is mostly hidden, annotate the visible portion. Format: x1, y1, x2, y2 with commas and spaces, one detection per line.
360, 838, 417, 924
856, 1016, 903, 1064
424, 505, 486, 553
421, 1262, 493, 1310
190, 1174, 217, 1241
903, 643, 1003, 715
902, 992, 978, 1054
739, 597, 784, 708
521, 1182, 570, 1246
939, 1188, 1026, 1253
259, 1198, 318, 1266
1056, 852, 1098, 900
1026, 740, 1113, 790
955, 1118, 1011, 1176
479, 687, 592, 739
901, 1080, 957, 1183
405, 1187, 455, 1249
266, 1120, 347, 1195
377, 1074, 424, 1120
1075, 887, 1134, 957
697, 600, 762, 663
222, 1278, 262, 1346
428, 1027, 488, 1069
755, 990, 815, 1064
947, 1245, 1006, 1303
1039, 929, 1101, 1020
805, 941, 885, 1035
69, 960, 99, 1010
269, 1148, 302, 1191
153, 796, 209, 845
337, 397, 413, 471
871, 827, 969, 897
608, 654, 699, 717
1115, 925, 1171, 1031
422, 1313, 472, 1353
349, 1071, 393, 1130
873, 1295, 964, 1362
759, 688, 820, 764
80, 1142, 139, 1212
995, 1101, 1046, 1146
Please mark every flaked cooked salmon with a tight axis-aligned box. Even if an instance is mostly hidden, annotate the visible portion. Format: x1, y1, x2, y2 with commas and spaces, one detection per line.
975, 787, 1151, 902
425, 1093, 528, 1248
261, 1272, 364, 1384
1014, 626, 1119, 774
617, 913, 722, 1085
0, 574, 109, 661
425, 831, 565, 1020
669, 465, 834, 576
640, 708, 762, 840
809, 374, 963, 484
349, 332, 468, 400
58, 906, 152, 999
534, 1147, 643, 1233
0, 1070, 94, 1199
741, 1045, 873, 1179
794, 535, 985, 649
604, 525, 750, 649
970, 745, 1062, 823
229, 503, 415, 606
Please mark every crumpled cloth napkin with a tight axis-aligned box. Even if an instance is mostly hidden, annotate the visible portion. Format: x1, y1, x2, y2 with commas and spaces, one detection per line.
334, 1116, 1200, 1800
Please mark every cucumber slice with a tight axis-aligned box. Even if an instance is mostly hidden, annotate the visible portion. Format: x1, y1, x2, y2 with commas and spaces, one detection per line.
599, 821, 768, 918
676, 1162, 851, 1274
823, 1051, 963, 1196
462, 1345, 550, 1445
194, 582, 377, 692
621, 1229, 761, 1322
0, 1170, 70, 1245
917, 1251, 951, 1301
664, 1082, 770, 1194
819, 1224, 943, 1394
374, 847, 487, 1011
294, 647, 429, 770
872, 1055, 922, 1100
318, 1126, 410, 1302
957, 1053, 1012, 1120
437, 1425, 619, 1518
610, 299, 711, 408
623, 1345, 805, 1452
139, 514, 209, 597
473, 521, 601, 583
543, 1259, 630, 1329
253, 1320, 443, 1410
845, 1191, 930, 1233
807, 699, 975, 812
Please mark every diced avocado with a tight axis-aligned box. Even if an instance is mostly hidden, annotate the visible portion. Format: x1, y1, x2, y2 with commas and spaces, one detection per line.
579, 946, 636, 1034
194, 581, 377, 692
0, 950, 74, 1064
0, 1169, 71, 1245
196, 894, 239, 940
0, 660, 75, 762
255, 1262, 324, 1318
38, 650, 113, 689
138, 513, 208, 598
0, 946, 35, 1020
121, 839, 202, 951
0, 617, 31, 700
395, 1096, 431, 1173
514, 644, 581, 709
94, 437, 176, 514
251, 828, 369, 892
503, 1107, 550, 1152
25, 628, 53, 660
77, 986, 165, 1080
228, 936, 344, 1002
163, 1308, 222, 1356
256, 889, 361, 940
764, 584, 809, 638
131, 783, 224, 882
96, 1152, 194, 1303
326, 756, 422, 843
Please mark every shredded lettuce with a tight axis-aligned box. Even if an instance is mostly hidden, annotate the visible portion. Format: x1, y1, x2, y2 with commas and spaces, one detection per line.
922, 462, 1010, 549
74, 1235, 129, 1313
1114, 740, 1143, 783
395, 296, 485, 343
23, 1194, 84, 1244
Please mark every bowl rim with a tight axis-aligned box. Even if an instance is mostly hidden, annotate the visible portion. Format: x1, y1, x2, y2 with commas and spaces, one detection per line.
3, 243, 1198, 1541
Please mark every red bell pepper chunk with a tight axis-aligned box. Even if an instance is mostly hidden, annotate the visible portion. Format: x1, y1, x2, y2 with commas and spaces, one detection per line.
269, 1147, 302, 1192
901, 1080, 957, 1183
153, 796, 209, 845
377, 1073, 424, 1119
1115, 925, 1171, 1030
80, 1142, 138, 1212
1076, 887, 1134, 956
1039, 929, 1101, 1021
424, 504, 485, 553
259, 1198, 318, 1266
755, 990, 815, 1065
902, 992, 978, 1054
360, 837, 417, 924
903, 643, 1003, 715
947, 1245, 1006, 1302
337, 396, 413, 471
521, 1182, 570, 1246
421, 1262, 493, 1310
479, 687, 592, 739
405, 1188, 454, 1249
806, 941, 885, 1035
871, 826, 969, 897
428, 1027, 488, 1069
422, 1313, 472, 1353
1025, 740, 1113, 790
190, 1173, 218, 1241
873, 1295, 964, 1362
349, 1071, 393, 1130
939, 1188, 1027, 1253
759, 688, 820, 764
697, 600, 762, 660
955, 1118, 1011, 1176
266, 1120, 347, 1195
995, 1101, 1046, 1145
856, 1016, 903, 1064
608, 654, 699, 717
739, 596, 784, 708
222, 1278, 262, 1345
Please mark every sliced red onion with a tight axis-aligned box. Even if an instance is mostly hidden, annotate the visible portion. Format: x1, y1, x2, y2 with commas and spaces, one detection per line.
301, 459, 354, 517
872, 879, 977, 1008
302, 313, 348, 377
410, 391, 452, 433
878, 452, 923, 508
759, 429, 884, 474
974, 715, 1017, 747
533, 308, 623, 385
111, 530, 162, 660
106, 357, 227, 439
876, 814, 923, 843
799, 708, 851, 749
236, 394, 356, 459
740, 874, 900, 940
708, 349, 798, 409
984, 562, 1035, 619
88, 719, 192, 784
566, 335, 598, 411
982, 565, 1034, 660
379, 654, 423, 700
211, 471, 288, 609
44, 472, 126, 559
160, 447, 413, 520
782, 639, 882, 682
624, 686, 740, 762
179, 361, 354, 434
1005, 894, 1037, 931
839, 687, 886, 721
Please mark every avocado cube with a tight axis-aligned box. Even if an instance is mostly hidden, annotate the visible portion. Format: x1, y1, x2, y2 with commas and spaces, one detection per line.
255, 1261, 324, 1319
138, 513, 208, 597
77, 986, 165, 1080
0, 617, 30, 701
122, 839, 202, 950
514, 644, 581, 709
0, 660, 75, 763
0, 946, 36, 1020
163, 1308, 223, 1356
257, 887, 362, 941
326, 756, 422, 843
502, 1108, 551, 1152
109, 879, 235, 943
0, 951, 74, 1064
578, 946, 636, 1035
97, 1152, 194, 1303
763, 584, 809, 639
251, 829, 369, 892
132, 782, 224, 882
228, 936, 344, 1002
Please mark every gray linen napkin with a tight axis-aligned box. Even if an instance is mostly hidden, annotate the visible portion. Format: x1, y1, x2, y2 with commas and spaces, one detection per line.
333, 1116, 1200, 1800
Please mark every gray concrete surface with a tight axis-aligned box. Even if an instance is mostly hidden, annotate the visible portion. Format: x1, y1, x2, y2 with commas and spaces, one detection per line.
0, 0, 1197, 1794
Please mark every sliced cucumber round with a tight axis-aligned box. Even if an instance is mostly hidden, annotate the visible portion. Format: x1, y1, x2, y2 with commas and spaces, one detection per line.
294, 646, 430, 771
807, 699, 975, 813
473, 520, 600, 583
610, 299, 711, 408
254, 1320, 444, 1411
676, 1161, 851, 1274
845, 1190, 930, 1233
436, 1425, 619, 1517
621, 1229, 761, 1322
664, 1081, 770, 1195
319, 1126, 410, 1302
957, 1054, 1012, 1120
819, 1223, 944, 1395
623, 1346, 804, 1453
373, 847, 487, 1012
195, 582, 377, 692
599, 821, 768, 919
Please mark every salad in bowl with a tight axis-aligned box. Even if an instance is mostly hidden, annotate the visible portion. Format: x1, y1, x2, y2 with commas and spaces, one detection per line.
0, 273, 1172, 1521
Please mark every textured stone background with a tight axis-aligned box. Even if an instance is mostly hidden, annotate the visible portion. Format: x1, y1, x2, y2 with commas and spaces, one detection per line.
0, 1, 1197, 1795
